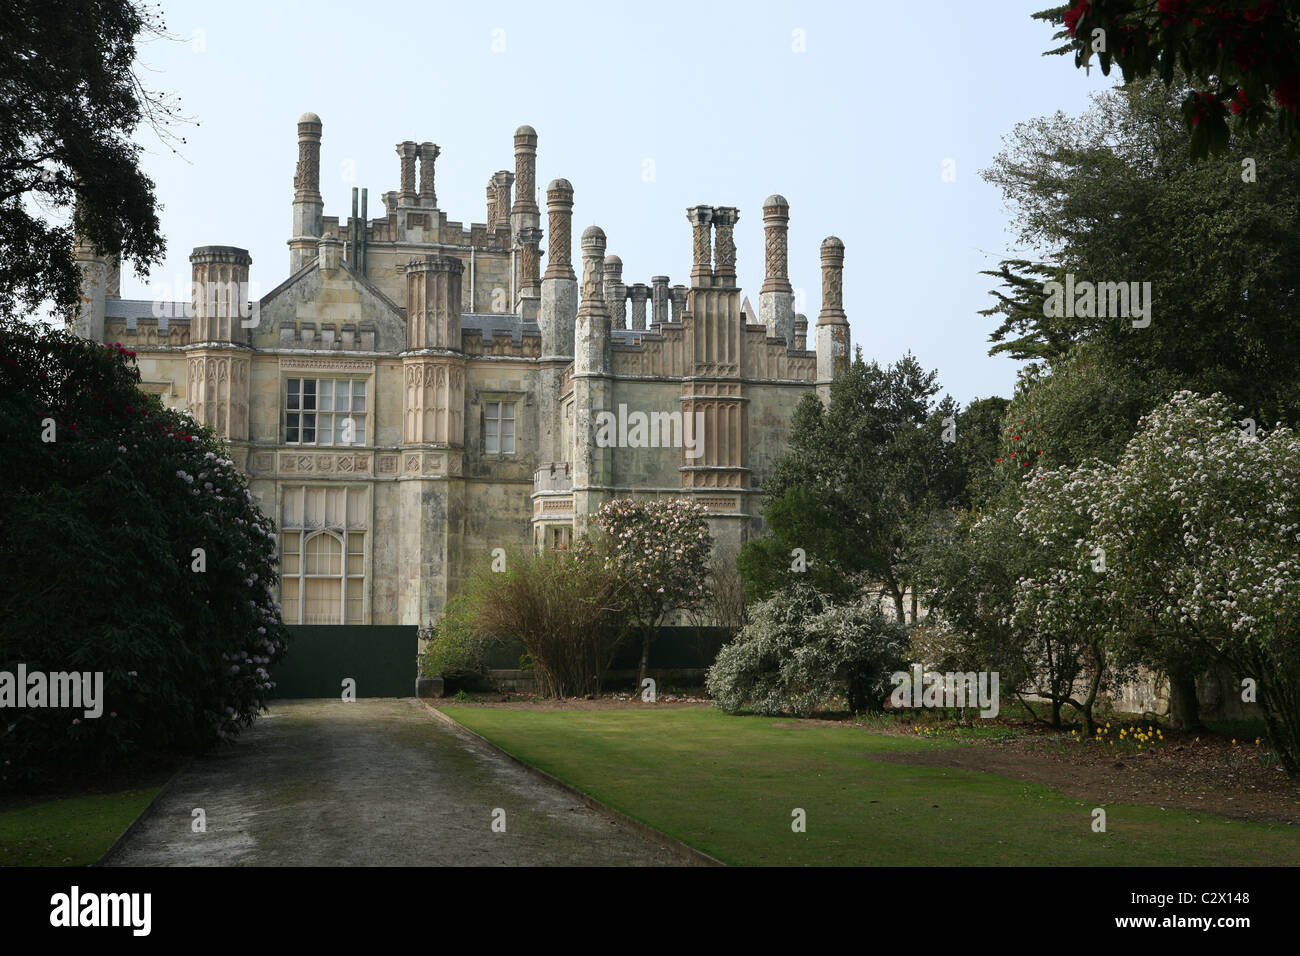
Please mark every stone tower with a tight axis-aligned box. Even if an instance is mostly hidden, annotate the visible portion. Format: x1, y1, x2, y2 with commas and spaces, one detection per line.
186, 245, 253, 443
399, 253, 467, 624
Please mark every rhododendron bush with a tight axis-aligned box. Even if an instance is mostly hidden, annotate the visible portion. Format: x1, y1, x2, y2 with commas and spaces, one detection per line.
1040, 0, 1300, 158
0, 319, 288, 788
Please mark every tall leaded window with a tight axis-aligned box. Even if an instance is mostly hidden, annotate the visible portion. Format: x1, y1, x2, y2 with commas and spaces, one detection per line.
279, 485, 368, 625
286, 377, 368, 446
485, 401, 515, 454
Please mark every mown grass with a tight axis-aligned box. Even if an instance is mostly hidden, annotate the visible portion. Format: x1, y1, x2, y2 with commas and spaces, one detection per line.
439, 705, 1300, 866
0, 788, 161, 867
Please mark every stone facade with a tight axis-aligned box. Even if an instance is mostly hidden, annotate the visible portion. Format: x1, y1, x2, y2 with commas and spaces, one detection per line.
76, 115, 850, 629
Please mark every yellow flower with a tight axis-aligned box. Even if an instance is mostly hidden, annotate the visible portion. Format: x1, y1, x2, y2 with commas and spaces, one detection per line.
1232, 739, 1237, 746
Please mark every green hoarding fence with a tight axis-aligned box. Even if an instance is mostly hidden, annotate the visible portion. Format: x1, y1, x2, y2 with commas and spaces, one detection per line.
271, 625, 419, 699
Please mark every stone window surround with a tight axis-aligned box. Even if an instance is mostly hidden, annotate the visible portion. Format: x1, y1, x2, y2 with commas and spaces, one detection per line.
473, 388, 527, 458
282, 372, 372, 448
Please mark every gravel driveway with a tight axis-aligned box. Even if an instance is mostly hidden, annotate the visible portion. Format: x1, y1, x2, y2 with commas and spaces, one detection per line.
100, 698, 685, 866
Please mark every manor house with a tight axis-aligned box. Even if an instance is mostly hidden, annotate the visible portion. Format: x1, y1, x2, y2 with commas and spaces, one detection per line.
70, 114, 852, 628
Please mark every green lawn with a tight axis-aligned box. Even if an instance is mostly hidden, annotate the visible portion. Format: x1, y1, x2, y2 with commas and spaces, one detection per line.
0, 788, 162, 867
439, 706, 1300, 866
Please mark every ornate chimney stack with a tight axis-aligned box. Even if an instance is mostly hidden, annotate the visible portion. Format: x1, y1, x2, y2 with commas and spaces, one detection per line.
290, 112, 324, 273
603, 256, 626, 329
576, 226, 610, 373
686, 205, 714, 286
573, 225, 613, 531
711, 206, 739, 288
517, 226, 544, 320
794, 314, 808, 350
669, 285, 689, 324
418, 142, 440, 207
488, 170, 514, 230
627, 283, 650, 331
815, 237, 850, 400
760, 194, 795, 348
650, 276, 670, 329
397, 141, 418, 204
539, 178, 577, 359
511, 125, 540, 234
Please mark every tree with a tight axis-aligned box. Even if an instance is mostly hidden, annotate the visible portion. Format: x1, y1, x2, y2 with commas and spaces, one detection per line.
1011, 465, 1131, 732
588, 497, 713, 691
981, 74, 1300, 427
706, 583, 909, 717
1, 0, 183, 319
742, 352, 962, 621
0, 318, 286, 789
460, 546, 629, 698
1091, 391, 1300, 749
1037, 0, 1300, 157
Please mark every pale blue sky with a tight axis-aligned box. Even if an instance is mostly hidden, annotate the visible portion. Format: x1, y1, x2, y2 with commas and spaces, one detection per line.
116, 0, 1119, 404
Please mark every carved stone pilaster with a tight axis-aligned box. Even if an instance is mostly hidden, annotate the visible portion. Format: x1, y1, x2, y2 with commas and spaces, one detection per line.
187, 352, 250, 441
402, 359, 465, 445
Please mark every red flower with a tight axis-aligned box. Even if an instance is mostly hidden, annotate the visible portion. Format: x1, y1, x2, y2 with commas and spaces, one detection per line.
1274, 74, 1300, 114
1244, 1, 1274, 23
1063, 0, 1090, 36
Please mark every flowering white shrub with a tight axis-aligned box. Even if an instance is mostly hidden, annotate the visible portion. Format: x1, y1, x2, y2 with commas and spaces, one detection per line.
1007, 390, 1300, 767
707, 584, 909, 716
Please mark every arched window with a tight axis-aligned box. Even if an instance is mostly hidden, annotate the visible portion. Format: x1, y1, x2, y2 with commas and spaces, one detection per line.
279, 485, 368, 624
